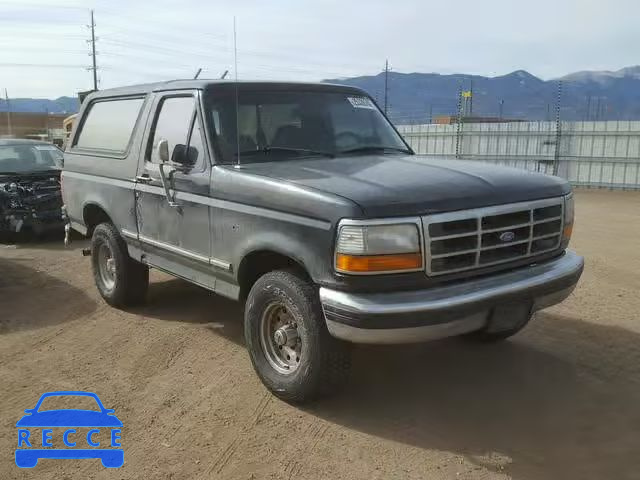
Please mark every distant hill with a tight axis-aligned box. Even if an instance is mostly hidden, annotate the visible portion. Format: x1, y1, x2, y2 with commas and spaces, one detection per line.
0, 96, 79, 114
325, 66, 640, 122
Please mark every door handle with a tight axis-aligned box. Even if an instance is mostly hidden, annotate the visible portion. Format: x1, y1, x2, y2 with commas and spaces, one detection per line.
134, 175, 153, 184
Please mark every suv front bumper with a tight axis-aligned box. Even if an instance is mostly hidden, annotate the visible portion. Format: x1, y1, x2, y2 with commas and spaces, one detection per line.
319, 250, 584, 344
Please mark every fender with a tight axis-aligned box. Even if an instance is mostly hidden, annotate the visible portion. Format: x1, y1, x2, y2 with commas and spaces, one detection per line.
235, 228, 335, 285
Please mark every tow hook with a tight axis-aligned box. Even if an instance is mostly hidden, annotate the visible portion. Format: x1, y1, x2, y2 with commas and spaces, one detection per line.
62, 205, 71, 246
64, 223, 71, 246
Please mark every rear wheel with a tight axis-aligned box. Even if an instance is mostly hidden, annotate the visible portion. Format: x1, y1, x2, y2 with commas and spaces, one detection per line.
244, 270, 351, 403
91, 222, 148, 307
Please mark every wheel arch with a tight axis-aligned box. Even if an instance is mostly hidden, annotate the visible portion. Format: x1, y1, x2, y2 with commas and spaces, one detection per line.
83, 202, 113, 236
237, 249, 311, 301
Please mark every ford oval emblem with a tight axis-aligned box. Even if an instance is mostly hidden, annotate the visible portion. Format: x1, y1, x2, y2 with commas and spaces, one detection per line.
499, 231, 516, 242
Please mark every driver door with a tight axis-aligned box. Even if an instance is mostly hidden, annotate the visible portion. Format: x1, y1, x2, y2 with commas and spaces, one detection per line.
133, 91, 215, 289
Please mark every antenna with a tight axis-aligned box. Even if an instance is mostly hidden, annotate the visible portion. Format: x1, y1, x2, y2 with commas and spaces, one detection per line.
220, 70, 229, 79
193, 68, 202, 79
234, 16, 240, 168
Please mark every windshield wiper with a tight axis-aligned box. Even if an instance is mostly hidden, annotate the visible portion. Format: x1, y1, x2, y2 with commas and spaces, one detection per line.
237, 146, 334, 158
338, 146, 412, 155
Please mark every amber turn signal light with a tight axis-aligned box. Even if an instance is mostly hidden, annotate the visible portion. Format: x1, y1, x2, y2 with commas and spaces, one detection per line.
563, 222, 573, 240
335, 253, 422, 273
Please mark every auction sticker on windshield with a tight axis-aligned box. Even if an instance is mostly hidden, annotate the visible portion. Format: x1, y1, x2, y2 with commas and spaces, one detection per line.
15, 391, 123, 468
347, 96, 376, 109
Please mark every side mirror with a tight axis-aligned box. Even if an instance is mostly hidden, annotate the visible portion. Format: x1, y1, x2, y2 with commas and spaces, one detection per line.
171, 144, 197, 169
158, 139, 170, 163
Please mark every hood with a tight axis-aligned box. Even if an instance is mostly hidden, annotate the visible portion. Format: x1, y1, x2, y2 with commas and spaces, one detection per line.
240, 155, 571, 217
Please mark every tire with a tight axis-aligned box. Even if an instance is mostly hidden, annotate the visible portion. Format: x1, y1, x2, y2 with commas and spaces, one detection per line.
244, 270, 351, 403
91, 222, 149, 308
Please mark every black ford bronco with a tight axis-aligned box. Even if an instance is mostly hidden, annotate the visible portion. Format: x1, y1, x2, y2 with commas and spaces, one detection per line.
62, 80, 584, 402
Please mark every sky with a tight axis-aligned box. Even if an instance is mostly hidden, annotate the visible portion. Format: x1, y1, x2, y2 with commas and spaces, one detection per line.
1, 0, 640, 98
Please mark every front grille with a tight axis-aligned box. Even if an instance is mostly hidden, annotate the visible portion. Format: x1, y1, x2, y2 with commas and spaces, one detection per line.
423, 197, 564, 276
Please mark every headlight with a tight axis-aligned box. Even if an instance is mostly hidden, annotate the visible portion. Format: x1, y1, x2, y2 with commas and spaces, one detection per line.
335, 222, 422, 274
562, 192, 574, 246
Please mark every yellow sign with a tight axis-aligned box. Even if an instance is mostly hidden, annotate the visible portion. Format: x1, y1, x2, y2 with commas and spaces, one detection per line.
462, 90, 472, 98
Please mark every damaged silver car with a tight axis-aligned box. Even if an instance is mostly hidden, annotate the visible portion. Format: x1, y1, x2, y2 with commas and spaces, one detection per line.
0, 139, 64, 237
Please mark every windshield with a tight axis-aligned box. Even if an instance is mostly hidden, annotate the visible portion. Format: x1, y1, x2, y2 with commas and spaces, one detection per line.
0, 144, 62, 173
36, 395, 101, 413
206, 89, 410, 163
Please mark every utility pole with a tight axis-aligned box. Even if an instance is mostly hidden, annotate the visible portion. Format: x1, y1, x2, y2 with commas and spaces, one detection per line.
469, 78, 473, 116
4, 88, 12, 136
88, 10, 98, 90
383, 59, 390, 115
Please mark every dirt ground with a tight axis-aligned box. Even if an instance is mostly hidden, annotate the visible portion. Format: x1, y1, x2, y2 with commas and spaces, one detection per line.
1, 189, 639, 480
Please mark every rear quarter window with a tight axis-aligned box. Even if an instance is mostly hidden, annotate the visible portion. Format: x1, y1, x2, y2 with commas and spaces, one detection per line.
74, 97, 145, 154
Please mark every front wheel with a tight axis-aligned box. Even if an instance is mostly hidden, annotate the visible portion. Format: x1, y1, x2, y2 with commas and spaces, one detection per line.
91, 223, 149, 308
244, 270, 351, 403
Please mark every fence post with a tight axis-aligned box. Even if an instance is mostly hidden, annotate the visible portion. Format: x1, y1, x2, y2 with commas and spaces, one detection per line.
455, 87, 463, 159
553, 80, 563, 176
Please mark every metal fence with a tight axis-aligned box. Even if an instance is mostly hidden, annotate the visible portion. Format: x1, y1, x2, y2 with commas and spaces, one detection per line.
396, 121, 640, 190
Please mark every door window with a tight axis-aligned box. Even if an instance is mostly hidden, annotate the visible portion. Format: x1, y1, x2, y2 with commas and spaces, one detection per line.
149, 96, 196, 164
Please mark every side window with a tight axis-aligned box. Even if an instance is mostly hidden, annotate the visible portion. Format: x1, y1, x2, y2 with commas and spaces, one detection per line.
75, 97, 144, 153
149, 96, 195, 164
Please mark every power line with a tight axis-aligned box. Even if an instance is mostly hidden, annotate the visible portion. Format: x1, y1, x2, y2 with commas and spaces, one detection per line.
100, 37, 368, 80
0, 44, 87, 54
0, 1, 86, 11
0, 62, 87, 69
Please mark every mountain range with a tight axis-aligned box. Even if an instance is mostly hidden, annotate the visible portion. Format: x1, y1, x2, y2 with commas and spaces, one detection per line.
0, 96, 79, 115
3, 66, 640, 122
326, 66, 640, 122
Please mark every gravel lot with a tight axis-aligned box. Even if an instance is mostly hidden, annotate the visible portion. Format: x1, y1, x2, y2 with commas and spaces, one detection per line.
1, 189, 639, 480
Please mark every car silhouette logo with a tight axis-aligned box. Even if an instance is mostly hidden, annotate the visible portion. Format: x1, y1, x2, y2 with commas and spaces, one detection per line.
15, 391, 123, 468
499, 231, 516, 242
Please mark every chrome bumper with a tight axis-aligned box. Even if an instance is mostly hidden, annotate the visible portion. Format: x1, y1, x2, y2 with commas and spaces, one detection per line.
319, 250, 584, 344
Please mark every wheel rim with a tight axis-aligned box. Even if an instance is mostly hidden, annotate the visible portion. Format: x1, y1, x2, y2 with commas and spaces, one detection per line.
97, 242, 116, 291
259, 302, 302, 375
